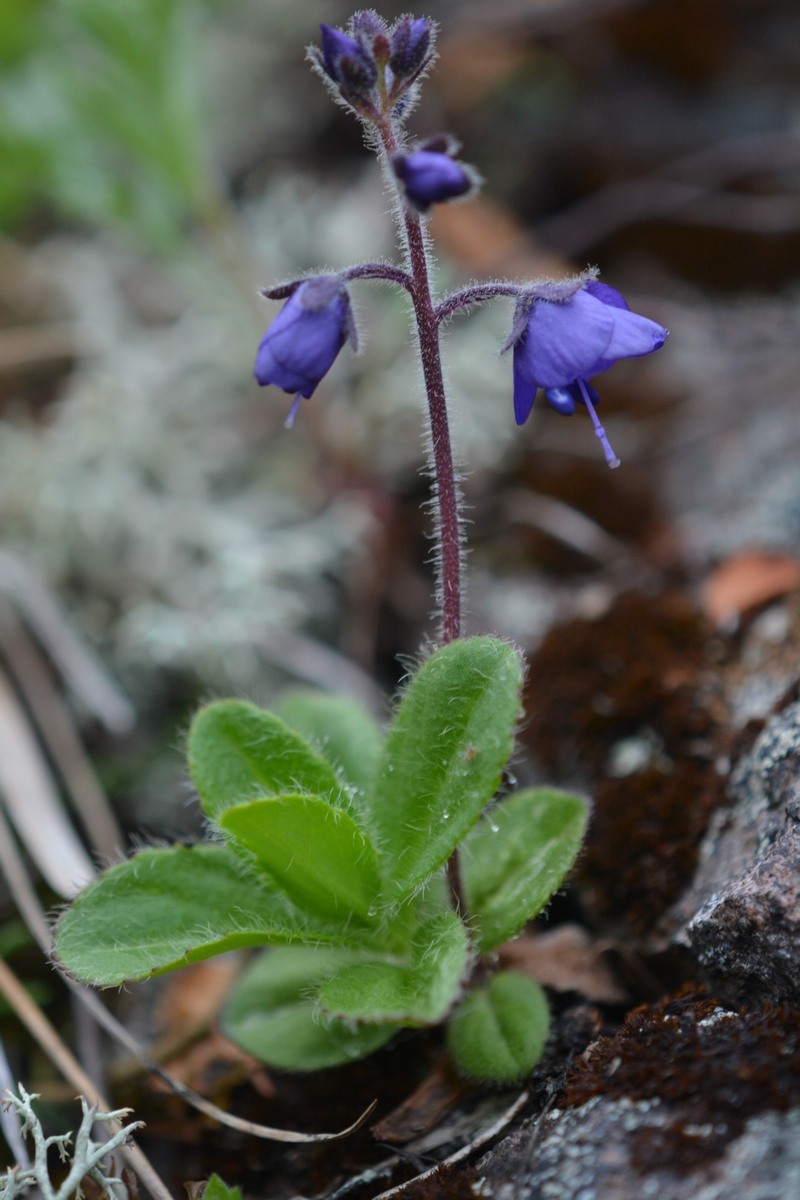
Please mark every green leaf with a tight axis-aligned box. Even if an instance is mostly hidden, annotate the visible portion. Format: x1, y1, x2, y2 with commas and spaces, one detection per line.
203, 1177, 241, 1200
278, 690, 384, 798
219, 796, 382, 926
223, 946, 396, 1071
446, 971, 550, 1082
53, 844, 356, 987
317, 911, 469, 1025
463, 789, 589, 951
188, 700, 342, 820
369, 638, 523, 900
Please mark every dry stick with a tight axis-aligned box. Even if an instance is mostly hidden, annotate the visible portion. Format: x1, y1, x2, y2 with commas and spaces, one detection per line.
0, 602, 125, 859
369, 1090, 530, 1200
0, 807, 377, 1145
0, 955, 172, 1200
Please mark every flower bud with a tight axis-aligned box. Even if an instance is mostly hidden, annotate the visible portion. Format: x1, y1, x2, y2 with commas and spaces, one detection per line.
352, 11, 387, 41
393, 149, 475, 213
389, 16, 432, 79
254, 276, 357, 426
318, 24, 377, 97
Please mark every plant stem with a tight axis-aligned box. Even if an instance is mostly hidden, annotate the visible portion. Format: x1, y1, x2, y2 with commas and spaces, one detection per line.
378, 123, 462, 646
378, 120, 464, 912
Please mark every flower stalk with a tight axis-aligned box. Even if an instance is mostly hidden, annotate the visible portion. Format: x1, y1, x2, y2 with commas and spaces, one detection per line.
377, 119, 462, 645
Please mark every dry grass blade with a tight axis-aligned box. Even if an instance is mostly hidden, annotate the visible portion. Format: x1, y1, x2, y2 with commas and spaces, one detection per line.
0, 602, 125, 860
0, 552, 134, 735
369, 1091, 530, 1200
257, 627, 385, 716
0, 956, 172, 1200
0, 666, 96, 897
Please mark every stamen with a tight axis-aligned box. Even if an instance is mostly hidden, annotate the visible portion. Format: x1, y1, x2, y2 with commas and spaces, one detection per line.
577, 378, 620, 469
284, 393, 303, 429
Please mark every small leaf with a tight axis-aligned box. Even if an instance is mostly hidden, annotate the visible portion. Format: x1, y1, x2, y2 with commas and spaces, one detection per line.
203, 1177, 241, 1200
189, 700, 342, 820
224, 946, 396, 1070
318, 911, 469, 1024
53, 844, 356, 987
463, 788, 589, 951
446, 971, 550, 1082
219, 795, 382, 925
369, 638, 523, 900
278, 690, 384, 798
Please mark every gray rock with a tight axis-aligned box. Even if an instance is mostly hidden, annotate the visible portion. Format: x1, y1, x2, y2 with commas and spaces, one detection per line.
474, 1099, 800, 1200
651, 699, 800, 1001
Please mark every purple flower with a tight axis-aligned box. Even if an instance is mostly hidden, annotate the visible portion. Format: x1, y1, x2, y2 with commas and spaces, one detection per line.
254, 276, 357, 427
318, 24, 377, 96
510, 280, 668, 468
352, 12, 387, 42
389, 16, 431, 78
393, 150, 474, 212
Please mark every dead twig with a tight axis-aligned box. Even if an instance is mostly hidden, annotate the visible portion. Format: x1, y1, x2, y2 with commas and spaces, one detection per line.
369, 1091, 529, 1200
0, 956, 172, 1200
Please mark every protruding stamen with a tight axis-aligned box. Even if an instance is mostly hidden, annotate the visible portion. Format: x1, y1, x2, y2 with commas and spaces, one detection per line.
284, 393, 302, 429
577, 378, 620, 469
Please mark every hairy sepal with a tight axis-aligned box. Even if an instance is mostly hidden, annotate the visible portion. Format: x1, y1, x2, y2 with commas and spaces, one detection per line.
53, 844, 355, 987
367, 637, 523, 903
462, 788, 589, 951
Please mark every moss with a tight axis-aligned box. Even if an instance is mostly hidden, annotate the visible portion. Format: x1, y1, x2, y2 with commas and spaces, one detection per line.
563, 987, 800, 1173
522, 592, 728, 932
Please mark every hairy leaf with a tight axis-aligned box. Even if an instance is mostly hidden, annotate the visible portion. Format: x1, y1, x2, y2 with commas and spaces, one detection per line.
369, 638, 523, 899
463, 788, 589, 951
189, 700, 342, 820
203, 1177, 241, 1200
317, 911, 469, 1024
219, 795, 382, 925
53, 844, 355, 987
278, 690, 384, 798
446, 971, 550, 1082
224, 946, 396, 1070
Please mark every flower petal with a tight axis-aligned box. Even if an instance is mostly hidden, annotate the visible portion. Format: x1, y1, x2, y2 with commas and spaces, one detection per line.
518, 289, 615, 390
602, 308, 668, 363
513, 352, 537, 425
584, 280, 629, 310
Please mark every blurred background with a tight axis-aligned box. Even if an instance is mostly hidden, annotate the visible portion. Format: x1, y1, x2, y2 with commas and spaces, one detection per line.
3, 0, 800, 842
0, 0, 799, 1185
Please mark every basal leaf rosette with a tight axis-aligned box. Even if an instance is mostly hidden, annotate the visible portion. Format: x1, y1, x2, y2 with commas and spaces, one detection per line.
53, 636, 588, 1079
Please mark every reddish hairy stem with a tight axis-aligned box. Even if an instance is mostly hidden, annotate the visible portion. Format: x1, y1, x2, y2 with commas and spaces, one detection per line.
378, 118, 464, 915
435, 283, 522, 324
379, 121, 462, 646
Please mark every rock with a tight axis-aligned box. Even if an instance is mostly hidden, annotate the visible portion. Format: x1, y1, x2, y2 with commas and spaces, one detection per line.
653, 699, 800, 1001
475, 1100, 800, 1200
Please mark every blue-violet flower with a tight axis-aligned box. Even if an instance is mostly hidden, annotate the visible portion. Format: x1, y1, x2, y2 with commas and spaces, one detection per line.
254, 276, 357, 428
318, 24, 377, 97
393, 149, 474, 212
510, 280, 668, 467
389, 16, 432, 78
